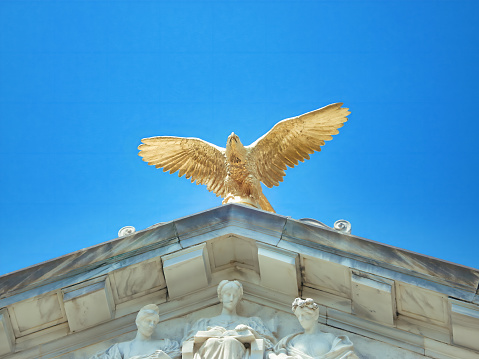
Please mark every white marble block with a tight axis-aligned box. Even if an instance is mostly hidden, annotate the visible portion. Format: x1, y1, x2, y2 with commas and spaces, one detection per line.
450, 299, 479, 351
257, 244, 299, 297
351, 271, 395, 326
208, 235, 259, 273
162, 243, 211, 298
0, 308, 14, 355
302, 255, 351, 298
110, 259, 166, 303
302, 286, 350, 314
396, 282, 448, 326
9, 291, 65, 337
63, 276, 114, 332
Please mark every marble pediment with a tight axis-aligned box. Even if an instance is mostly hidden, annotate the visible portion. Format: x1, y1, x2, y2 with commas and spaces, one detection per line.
0, 204, 478, 359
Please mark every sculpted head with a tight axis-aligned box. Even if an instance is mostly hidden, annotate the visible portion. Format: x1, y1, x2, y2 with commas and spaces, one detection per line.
135, 304, 160, 338
292, 298, 320, 331
226, 132, 246, 160
227, 132, 241, 145
217, 280, 243, 311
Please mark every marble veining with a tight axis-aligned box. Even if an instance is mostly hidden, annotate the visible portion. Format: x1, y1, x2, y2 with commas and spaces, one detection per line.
2, 204, 478, 302
282, 218, 479, 291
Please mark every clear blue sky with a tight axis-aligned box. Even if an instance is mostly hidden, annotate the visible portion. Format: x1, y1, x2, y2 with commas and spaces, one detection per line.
1, 1, 478, 275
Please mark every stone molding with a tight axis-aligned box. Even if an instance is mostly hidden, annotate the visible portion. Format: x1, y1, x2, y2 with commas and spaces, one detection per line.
0, 204, 478, 359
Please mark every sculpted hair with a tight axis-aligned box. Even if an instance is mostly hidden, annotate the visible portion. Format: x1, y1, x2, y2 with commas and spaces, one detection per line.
136, 304, 160, 327
291, 298, 319, 313
217, 280, 243, 302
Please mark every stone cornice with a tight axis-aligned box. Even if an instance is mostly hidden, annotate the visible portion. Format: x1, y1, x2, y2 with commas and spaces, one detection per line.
1, 204, 477, 300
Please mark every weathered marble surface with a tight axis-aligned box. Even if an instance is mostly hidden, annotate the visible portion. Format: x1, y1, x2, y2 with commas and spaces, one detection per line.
281, 217, 479, 292
0, 222, 179, 298
396, 283, 448, 325
0, 309, 14, 356
450, 299, 479, 352
55, 300, 434, 359
269, 298, 359, 359
182, 280, 275, 359
175, 204, 288, 248
3, 204, 478, 302
91, 304, 180, 359
351, 272, 395, 326
278, 238, 476, 302
1, 204, 479, 359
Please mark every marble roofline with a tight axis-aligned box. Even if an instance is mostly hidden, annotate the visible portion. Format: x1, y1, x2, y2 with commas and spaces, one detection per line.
1, 204, 478, 302
2, 203, 479, 358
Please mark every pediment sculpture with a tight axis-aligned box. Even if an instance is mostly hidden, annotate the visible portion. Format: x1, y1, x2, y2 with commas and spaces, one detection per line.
182, 280, 276, 359
91, 304, 181, 359
91, 282, 359, 359
269, 298, 359, 359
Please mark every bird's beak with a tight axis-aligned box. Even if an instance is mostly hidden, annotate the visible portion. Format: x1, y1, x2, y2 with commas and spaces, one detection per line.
228, 132, 237, 143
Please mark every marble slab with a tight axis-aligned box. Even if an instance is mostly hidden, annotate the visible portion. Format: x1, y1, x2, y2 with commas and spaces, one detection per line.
3, 204, 478, 304
450, 299, 479, 351
0, 221, 178, 298
257, 243, 299, 297
175, 204, 287, 248
302, 286, 352, 313
282, 217, 479, 292
302, 254, 351, 297
1, 204, 478, 359
0, 309, 14, 356
397, 282, 448, 325
162, 243, 211, 298
63, 276, 114, 332
424, 337, 479, 359
278, 238, 476, 302
110, 258, 165, 303
327, 307, 425, 354
396, 315, 450, 344
207, 235, 259, 273
351, 271, 395, 326
10, 291, 65, 336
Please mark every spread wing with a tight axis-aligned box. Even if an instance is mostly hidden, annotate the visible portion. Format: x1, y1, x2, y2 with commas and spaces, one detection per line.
138, 136, 228, 197
247, 103, 350, 188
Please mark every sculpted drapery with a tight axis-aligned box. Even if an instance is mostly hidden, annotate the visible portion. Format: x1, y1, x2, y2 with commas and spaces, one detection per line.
183, 316, 276, 359
269, 298, 358, 359
91, 284, 360, 359
92, 339, 181, 359
91, 304, 181, 359
272, 333, 357, 359
182, 280, 276, 359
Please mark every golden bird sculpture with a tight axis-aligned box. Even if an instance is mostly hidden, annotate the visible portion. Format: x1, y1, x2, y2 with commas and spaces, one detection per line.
138, 103, 350, 213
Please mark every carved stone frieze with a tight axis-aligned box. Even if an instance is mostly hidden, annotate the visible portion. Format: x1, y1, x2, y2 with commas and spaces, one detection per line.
2, 205, 479, 359
91, 304, 181, 359
270, 298, 359, 359
89, 282, 359, 359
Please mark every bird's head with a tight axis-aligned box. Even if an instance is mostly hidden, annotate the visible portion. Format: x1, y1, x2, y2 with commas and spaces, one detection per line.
227, 132, 240, 144
227, 132, 244, 149
226, 132, 246, 161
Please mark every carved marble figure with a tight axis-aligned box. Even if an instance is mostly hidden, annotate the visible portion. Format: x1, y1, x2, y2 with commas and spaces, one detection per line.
182, 280, 276, 359
91, 304, 181, 359
270, 298, 359, 359
138, 103, 350, 212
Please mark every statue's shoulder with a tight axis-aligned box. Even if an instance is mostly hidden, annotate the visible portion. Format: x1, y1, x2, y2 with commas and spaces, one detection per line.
182, 317, 211, 341
322, 332, 338, 340
157, 338, 180, 347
